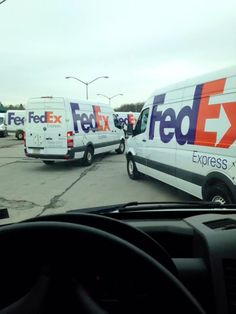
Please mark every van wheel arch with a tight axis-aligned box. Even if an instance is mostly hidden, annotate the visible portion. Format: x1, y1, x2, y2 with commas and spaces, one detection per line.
86, 143, 94, 152
203, 173, 236, 204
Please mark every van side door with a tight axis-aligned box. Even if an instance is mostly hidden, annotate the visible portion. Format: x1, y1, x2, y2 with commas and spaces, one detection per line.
131, 107, 150, 174
145, 92, 180, 188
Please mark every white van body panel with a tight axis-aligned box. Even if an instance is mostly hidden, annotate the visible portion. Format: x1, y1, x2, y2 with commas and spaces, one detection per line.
127, 66, 236, 201
25, 97, 124, 161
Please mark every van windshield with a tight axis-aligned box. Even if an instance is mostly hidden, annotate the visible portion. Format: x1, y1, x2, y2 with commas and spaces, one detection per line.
0, 0, 235, 222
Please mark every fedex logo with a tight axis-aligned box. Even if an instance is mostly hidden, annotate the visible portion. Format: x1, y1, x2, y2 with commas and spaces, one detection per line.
28, 111, 62, 124
70, 103, 110, 133
149, 79, 236, 148
8, 113, 25, 126
117, 117, 128, 126
117, 114, 138, 126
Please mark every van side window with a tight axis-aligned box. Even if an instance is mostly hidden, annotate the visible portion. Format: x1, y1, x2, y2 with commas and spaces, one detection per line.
134, 108, 149, 135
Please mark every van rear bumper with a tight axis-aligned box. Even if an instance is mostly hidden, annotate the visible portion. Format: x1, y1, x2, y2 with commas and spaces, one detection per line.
25, 147, 85, 160
25, 153, 71, 160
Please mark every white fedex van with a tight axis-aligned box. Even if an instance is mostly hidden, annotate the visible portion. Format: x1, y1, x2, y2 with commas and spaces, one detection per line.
6, 110, 25, 140
127, 67, 236, 204
115, 112, 139, 128
24, 97, 125, 165
0, 113, 7, 137
114, 112, 139, 137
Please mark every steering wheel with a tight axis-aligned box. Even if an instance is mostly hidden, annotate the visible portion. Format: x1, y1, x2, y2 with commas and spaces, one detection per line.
0, 216, 205, 313
27, 213, 178, 276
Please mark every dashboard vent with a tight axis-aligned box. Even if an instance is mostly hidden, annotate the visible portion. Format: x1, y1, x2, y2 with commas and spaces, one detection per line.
204, 219, 236, 230
223, 259, 236, 314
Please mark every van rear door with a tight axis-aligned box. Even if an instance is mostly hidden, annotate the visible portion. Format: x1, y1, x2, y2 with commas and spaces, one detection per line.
25, 98, 68, 155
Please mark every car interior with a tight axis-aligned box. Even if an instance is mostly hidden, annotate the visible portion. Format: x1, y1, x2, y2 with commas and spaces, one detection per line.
0, 207, 235, 314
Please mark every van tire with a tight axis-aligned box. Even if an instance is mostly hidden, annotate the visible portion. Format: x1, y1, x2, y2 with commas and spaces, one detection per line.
82, 147, 94, 166
116, 140, 125, 154
0, 130, 7, 137
43, 160, 55, 165
127, 155, 140, 180
16, 130, 24, 140
205, 183, 233, 204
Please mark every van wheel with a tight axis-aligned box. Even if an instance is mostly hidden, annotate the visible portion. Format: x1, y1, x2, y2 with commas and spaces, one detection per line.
43, 160, 55, 165
205, 183, 233, 204
16, 130, 24, 140
127, 155, 140, 180
116, 140, 125, 154
82, 147, 94, 166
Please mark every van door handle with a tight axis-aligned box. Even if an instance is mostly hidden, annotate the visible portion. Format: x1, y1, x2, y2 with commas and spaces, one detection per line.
142, 139, 147, 142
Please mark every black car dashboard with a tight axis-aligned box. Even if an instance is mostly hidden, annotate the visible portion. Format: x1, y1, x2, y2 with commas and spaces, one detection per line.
0, 209, 235, 314
109, 211, 236, 314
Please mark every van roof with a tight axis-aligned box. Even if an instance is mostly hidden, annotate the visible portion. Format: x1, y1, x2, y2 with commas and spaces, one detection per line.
27, 97, 110, 107
151, 65, 236, 97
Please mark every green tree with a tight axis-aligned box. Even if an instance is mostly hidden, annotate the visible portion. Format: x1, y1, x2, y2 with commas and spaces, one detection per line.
114, 102, 144, 112
18, 104, 25, 110
4, 104, 25, 110
0, 102, 6, 113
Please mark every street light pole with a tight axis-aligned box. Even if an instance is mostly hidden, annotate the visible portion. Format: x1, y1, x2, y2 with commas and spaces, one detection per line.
65, 76, 109, 100
97, 93, 123, 105
86, 83, 88, 100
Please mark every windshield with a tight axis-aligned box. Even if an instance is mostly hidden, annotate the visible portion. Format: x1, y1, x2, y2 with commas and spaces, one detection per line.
0, 0, 236, 222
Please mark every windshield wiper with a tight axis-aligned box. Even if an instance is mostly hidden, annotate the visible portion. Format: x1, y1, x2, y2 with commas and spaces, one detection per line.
70, 201, 236, 215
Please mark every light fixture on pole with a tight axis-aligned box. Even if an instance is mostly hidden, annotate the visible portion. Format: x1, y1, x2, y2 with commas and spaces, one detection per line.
65, 76, 109, 100
97, 93, 123, 105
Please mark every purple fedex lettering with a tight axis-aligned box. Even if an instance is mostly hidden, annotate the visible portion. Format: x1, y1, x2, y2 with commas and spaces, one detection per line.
70, 103, 81, 133
175, 84, 203, 145
149, 85, 203, 144
118, 117, 128, 126
8, 113, 24, 126
28, 112, 46, 123
70, 103, 98, 134
149, 94, 166, 140
159, 108, 176, 143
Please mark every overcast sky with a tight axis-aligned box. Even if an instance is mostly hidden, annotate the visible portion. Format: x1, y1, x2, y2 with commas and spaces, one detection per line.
0, 0, 236, 108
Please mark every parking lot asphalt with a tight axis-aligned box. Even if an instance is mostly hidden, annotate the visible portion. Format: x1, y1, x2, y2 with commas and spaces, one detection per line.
0, 135, 196, 224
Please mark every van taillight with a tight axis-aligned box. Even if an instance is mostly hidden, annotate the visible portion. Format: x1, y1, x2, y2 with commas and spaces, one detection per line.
23, 131, 26, 146
67, 131, 74, 148
67, 131, 73, 137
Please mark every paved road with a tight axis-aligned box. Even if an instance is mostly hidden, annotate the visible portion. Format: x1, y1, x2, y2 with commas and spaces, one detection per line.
0, 133, 22, 148
0, 135, 196, 224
